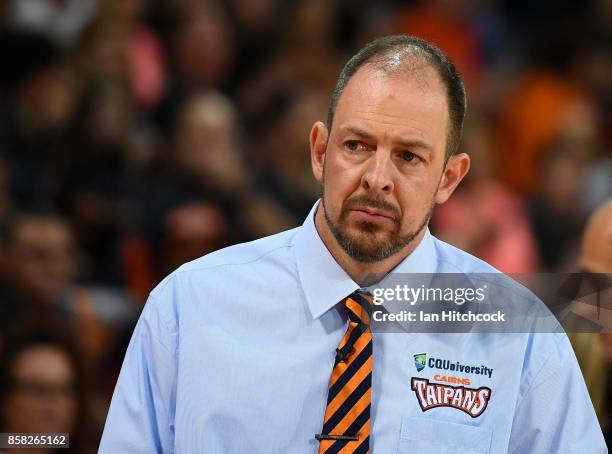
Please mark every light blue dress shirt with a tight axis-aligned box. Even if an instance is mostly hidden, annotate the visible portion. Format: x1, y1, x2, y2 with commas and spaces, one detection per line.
100, 201, 606, 453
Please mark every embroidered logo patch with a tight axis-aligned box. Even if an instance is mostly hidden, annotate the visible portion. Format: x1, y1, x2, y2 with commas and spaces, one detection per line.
411, 377, 491, 418
414, 353, 427, 372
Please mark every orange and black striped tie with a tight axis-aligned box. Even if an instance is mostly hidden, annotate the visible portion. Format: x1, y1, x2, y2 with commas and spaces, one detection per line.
316, 290, 372, 454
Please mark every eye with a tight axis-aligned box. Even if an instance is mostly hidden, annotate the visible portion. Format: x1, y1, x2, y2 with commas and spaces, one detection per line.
401, 151, 418, 163
345, 140, 369, 153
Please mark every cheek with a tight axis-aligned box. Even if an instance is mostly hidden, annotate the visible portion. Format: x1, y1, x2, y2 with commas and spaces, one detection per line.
323, 156, 362, 202
396, 175, 438, 218
4, 394, 34, 424
57, 398, 78, 426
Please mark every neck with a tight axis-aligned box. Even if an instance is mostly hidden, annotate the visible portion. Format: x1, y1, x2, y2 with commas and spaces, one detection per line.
314, 203, 426, 287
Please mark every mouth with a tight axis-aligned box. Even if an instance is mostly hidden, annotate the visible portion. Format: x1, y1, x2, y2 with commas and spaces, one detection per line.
351, 206, 395, 222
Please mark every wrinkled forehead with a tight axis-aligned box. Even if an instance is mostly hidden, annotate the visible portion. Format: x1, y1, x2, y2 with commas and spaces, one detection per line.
333, 62, 449, 136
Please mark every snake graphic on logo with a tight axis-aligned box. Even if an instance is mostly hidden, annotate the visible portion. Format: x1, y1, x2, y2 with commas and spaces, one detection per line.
414, 353, 427, 372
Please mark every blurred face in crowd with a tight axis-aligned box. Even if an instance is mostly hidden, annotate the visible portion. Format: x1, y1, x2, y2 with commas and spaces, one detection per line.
266, 88, 328, 194
173, 7, 234, 90
4, 217, 74, 305
80, 21, 128, 80
229, 0, 280, 32
290, 0, 336, 50
162, 202, 228, 275
88, 82, 132, 147
541, 149, 586, 214
310, 63, 469, 264
284, 89, 328, 167
17, 65, 75, 131
176, 98, 236, 168
175, 95, 245, 193
2, 345, 77, 435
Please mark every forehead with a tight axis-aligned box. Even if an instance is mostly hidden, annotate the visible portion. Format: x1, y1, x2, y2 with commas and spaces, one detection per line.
13, 219, 70, 246
12, 345, 74, 381
333, 64, 449, 151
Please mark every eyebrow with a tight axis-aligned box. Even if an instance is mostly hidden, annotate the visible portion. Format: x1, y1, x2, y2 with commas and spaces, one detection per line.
343, 125, 433, 154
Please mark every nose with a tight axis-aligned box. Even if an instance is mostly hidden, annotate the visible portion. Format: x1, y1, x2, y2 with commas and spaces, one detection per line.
361, 150, 394, 194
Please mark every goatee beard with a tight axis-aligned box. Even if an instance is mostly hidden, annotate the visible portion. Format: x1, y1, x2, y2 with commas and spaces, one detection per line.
322, 194, 432, 263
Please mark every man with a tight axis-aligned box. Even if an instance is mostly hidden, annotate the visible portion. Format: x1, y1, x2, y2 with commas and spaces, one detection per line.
570, 199, 612, 427
0, 212, 120, 361
100, 36, 606, 453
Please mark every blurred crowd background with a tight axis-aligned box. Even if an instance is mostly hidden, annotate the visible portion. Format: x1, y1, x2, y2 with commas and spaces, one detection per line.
0, 0, 610, 451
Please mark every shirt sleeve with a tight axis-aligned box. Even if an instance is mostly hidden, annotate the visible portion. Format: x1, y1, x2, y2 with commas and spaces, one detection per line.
508, 333, 607, 453
99, 287, 177, 454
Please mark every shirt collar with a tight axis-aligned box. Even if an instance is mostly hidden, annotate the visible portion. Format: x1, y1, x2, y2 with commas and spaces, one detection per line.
294, 199, 439, 319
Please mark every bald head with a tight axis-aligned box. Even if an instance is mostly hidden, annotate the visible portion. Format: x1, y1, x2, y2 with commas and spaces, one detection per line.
580, 199, 612, 273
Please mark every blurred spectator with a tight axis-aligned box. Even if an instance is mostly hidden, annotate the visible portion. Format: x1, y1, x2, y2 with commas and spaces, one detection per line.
568, 199, 612, 436
0, 213, 116, 361
0, 213, 75, 323
225, 0, 286, 89
75, 3, 165, 112
495, 69, 594, 195
432, 119, 538, 272
0, 326, 96, 453
527, 144, 588, 270
75, 19, 127, 84
0, 31, 76, 210
236, 0, 342, 120
251, 85, 328, 224
141, 92, 292, 279
154, 1, 234, 134
170, 1, 234, 93
60, 79, 140, 287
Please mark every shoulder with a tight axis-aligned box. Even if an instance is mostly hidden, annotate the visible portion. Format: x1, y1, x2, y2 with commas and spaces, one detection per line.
140, 227, 301, 335
148, 226, 300, 301
175, 227, 299, 275
152, 227, 299, 292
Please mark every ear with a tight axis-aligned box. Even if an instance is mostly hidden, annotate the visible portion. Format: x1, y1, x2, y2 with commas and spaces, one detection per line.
310, 121, 328, 183
434, 152, 470, 204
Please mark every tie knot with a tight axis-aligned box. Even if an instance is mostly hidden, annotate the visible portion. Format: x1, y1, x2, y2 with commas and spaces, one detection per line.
343, 290, 372, 326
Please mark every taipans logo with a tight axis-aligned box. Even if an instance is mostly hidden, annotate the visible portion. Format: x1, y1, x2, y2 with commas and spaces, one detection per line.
411, 377, 491, 418
414, 353, 427, 372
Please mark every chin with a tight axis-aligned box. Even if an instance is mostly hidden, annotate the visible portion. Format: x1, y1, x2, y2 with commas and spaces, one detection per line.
348, 219, 389, 235
348, 231, 392, 251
